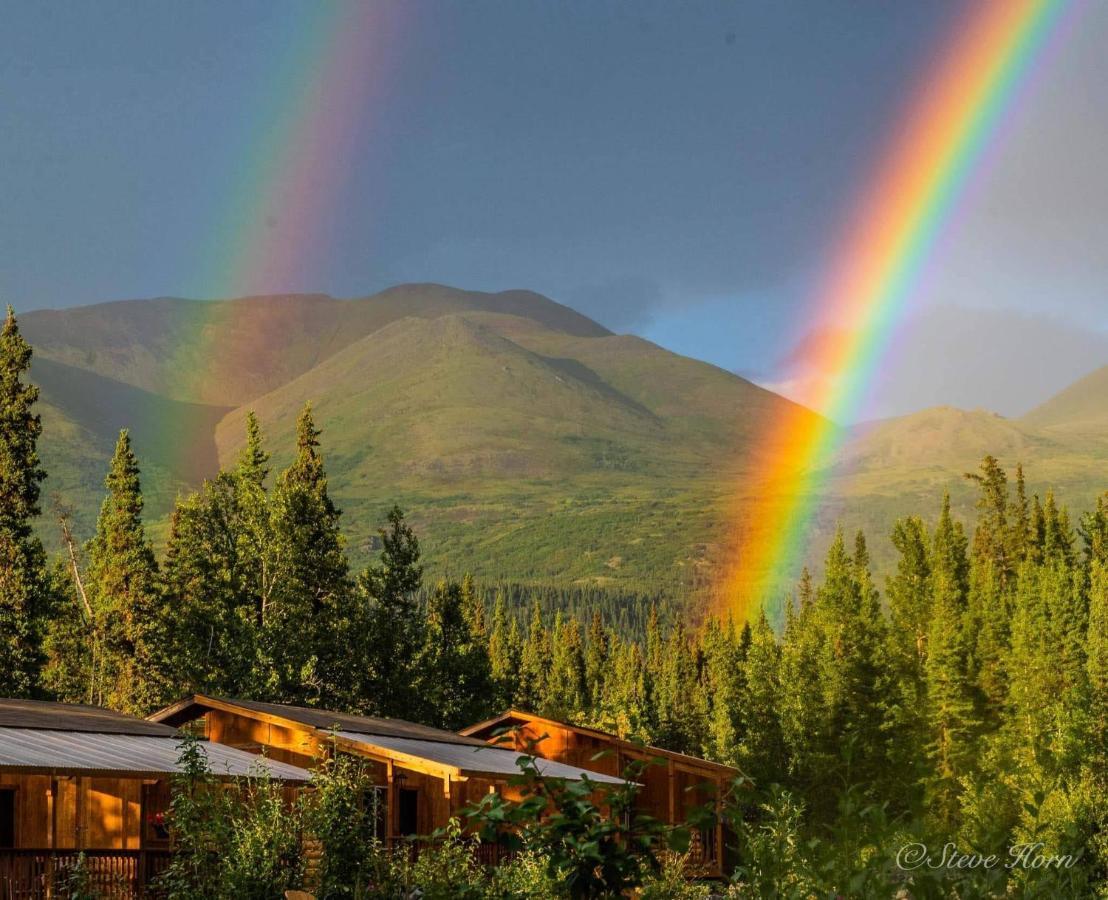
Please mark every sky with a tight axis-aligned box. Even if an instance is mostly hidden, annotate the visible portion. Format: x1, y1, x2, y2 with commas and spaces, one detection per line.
1, 1, 1105, 421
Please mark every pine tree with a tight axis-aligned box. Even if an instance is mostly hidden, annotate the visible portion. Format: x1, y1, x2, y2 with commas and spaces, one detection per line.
736, 611, 785, 786
583, 611, 609, 709
85, 431, 166, 713
1080, 493, 1108, 568
965, 455, 1013, 582
543, 614, 586, 720
260, 405, 350, 704
701, 617, 743, 766
652, 621, 708, 756
413, 579, 494, 729
0, 307, 49, 696
923, 497, 978, 824
348, 505, 424, 716
1087, 561, 1108, 781
518, 601, 550, 712
487, 590, 515, 707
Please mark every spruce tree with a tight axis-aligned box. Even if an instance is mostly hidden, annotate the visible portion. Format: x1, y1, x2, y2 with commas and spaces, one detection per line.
923, 497, 978, 824
518, 601, 550, 712
414, 579, 494, 729
261, 405, 350, 703
85, 430, 166, 713
348, 505, 424, 716
487, 590, 515, 707
736, 610, 785, 786
1087, 561, 1108, 781
583, 611, 609, 709
543, 614, 587, 720
0, 307, 49, 696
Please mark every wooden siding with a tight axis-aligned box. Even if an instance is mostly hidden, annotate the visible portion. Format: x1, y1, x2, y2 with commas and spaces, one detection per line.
0, 773, 166, 850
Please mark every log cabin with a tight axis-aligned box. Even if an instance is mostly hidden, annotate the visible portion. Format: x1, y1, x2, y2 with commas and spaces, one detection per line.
149, 694, 625, 854
460, 710, 741, 877
0, 698, 309, 898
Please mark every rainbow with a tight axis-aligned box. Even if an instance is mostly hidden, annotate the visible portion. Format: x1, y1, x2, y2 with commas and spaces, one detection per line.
159, 3, 402, 473
721, 0, 1078, 624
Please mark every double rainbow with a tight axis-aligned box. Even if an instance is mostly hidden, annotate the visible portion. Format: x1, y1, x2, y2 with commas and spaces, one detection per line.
722, 0, 1077, 623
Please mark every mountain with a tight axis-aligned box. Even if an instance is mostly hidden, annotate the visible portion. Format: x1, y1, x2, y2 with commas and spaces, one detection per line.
22, 286, 1108, 598
25, 285, 816, 592
1020, 365, 1108, 433
819, 400, 1108, 576
21, 285, 607, 406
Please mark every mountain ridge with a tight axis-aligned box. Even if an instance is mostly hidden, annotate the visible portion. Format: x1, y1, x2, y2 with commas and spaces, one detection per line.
21, 285, 1108, 596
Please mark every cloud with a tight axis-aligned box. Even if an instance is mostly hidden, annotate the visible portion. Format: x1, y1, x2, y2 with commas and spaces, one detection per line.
769, 305, 1108, 421
562, 276, 665, 331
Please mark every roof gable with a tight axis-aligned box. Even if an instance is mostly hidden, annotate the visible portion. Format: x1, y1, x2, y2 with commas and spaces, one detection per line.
461, 709, 741, 776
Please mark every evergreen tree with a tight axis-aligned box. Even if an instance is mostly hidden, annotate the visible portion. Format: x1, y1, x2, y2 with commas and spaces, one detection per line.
736, 611, 785, 787
414, 579, 494, 729
347, 505, 424, 716
543, 614, 587, 720
583, 611, 609, 709
1087, 561, 1108, 781
700, 617, 743, 766
1080, 493, 1108, 568
84, 431, 166, 713
487, 590, 515, 707
518, 601, 550, 712
259, 405, 350, 703
885, 514, 932, 786
651, 621, 708, 756
923, 498, 978, 825
0, 307, 49, 696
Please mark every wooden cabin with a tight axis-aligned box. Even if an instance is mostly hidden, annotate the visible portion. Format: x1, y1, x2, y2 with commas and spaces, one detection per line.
461, 710, 740, 877
150, 695, 625, 853
0, 698, 309, 898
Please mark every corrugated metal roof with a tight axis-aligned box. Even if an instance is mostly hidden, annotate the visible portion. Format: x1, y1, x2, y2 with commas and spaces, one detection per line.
337, 732, 627, 784
155, 696, 488, 747
0, 699, 175, 736
0, 728, 310, 782
463, 711, 740, 776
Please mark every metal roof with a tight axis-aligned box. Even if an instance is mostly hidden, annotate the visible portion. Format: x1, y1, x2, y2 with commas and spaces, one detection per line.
153, 695, 488, 747
462, 711, 740, 777
0, 727, 311, 782
0, 699, 175, 736
337, 732, 627, 784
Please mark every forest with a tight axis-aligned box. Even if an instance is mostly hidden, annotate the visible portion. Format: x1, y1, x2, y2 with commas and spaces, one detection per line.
1, 307, 1105, 897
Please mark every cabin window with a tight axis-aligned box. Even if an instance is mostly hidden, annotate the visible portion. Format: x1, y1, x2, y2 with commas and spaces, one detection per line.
398, 788, 418, 836
0, 789, 15, 848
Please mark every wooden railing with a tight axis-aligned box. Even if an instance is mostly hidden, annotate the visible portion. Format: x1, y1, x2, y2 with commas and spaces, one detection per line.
0, 849, 171, 899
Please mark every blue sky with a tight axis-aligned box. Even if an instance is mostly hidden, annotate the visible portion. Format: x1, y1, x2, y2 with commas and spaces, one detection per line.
2, 1, 1105, 419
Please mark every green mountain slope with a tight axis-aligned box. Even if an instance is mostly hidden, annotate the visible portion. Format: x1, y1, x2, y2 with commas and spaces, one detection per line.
27, 286, 818, 592
818, 403, 1108, 577
23, 285, 1108, 600
21, 285, 606, 406
1020, 365, 1108, 433
211, 310, 813, 588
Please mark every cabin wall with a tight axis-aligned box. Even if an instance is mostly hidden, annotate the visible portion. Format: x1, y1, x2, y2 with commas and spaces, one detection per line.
0, 774, 163, 850
205, 710, 320, 768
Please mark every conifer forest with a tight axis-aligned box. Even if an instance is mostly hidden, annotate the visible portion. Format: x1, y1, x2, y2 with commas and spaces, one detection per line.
2, 308, 1105, 897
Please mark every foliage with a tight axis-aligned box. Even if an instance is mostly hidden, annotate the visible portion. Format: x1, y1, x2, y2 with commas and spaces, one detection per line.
159, 736, 304, 900
0, 306, 50, 696
460, 739, 689, 898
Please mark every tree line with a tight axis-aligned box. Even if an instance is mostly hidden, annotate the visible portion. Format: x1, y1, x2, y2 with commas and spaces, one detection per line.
1, 307, 1105, 893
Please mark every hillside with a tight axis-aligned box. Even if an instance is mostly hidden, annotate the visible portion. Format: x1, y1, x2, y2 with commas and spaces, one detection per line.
818, 402, 1108, 577
1021, 364, 1108, 433
27, 286, 816, 592
23, 286, 1108, 600
21, 285, 607, 406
